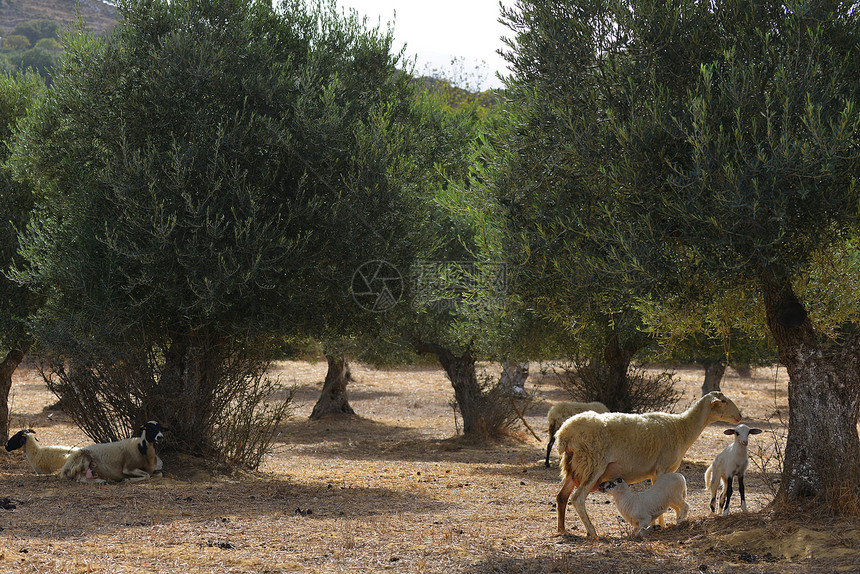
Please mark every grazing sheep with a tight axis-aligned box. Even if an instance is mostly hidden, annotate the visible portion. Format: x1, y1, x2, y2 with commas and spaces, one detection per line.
599, 473, 690, 537
59, 421, 166, 484
704, 423, 763, 515
5, 429, 80, 474
555, 390, 742, 539
545, 401, 610, 467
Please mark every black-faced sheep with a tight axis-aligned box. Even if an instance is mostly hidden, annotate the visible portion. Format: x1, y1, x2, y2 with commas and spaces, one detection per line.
59, 421, 166, 484
555, 390, 742, 539
5, 429, 80, 474
704, 423, 763, 515
545, 401, 610, 467
599, 473, 689, 537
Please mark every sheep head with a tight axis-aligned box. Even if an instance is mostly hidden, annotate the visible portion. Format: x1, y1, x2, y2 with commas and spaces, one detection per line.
705, 391, 742, 425
724, 423, 763, 446
5, 429, 36, 452
598, 477, 626, 493
140, 421, 166, 444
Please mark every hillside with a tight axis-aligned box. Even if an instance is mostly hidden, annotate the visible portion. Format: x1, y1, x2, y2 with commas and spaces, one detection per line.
0, 0, 117, 36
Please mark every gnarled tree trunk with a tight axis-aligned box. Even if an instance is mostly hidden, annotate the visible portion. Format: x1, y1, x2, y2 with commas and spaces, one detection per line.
0, 348, 25, 444
701, 359, 726, 396
412, 340, 486, 436
762, 272, 860, 511
602, 331, 637, 412
310, 355, 355, 419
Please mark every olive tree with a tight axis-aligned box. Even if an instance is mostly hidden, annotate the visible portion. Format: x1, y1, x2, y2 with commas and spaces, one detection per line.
0, 71, 44, 443
499, 0, 860, 511
9, 0, 426, 461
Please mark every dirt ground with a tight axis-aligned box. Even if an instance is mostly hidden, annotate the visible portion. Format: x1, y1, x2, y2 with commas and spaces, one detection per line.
1, 361, 858, 573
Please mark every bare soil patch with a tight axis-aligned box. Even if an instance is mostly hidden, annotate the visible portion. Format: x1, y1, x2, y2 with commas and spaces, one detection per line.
1, 361, 858, 573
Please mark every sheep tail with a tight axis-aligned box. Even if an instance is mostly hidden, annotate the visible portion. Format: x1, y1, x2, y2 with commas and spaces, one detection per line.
557, 429, 599, 489
59, 449, 91, 480
703, 464, 713, 490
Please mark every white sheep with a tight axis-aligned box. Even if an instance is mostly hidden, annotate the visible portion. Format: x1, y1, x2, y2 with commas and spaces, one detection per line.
555, 390, 742, 539
545, 401, 610, 467
599, 473, 690, 537
704, 423, 763, 515
5, 429, 81, 474
59, 421, 166, 484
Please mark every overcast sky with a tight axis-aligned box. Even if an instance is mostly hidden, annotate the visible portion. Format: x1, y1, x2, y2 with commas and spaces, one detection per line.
334, 0, 514, 90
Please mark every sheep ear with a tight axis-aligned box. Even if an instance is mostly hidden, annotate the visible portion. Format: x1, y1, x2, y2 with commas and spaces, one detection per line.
749, 428, 763, 434
724, 429, 736, 435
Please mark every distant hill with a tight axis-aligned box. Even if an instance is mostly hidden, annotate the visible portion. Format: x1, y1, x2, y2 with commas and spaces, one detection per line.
0, 0, 117, 37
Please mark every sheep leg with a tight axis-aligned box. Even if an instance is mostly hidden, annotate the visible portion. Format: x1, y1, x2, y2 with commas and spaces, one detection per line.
570, 476, 602, 540
721, 475, 733, 516
556, 474, 576, 535
545, 435, 556, 468
738, 474, 746, 512
123, 468, 152, 483
673, 500, 690, 524
708, 476, 718, 512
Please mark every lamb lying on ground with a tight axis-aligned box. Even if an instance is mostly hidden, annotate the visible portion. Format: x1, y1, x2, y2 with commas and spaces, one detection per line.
5, 429, 80, 474
59, 421, 166, 484
555, 391, 742, 539
704, 423, 762, 515
599, 473, 690, 537
545, 401, 609, 467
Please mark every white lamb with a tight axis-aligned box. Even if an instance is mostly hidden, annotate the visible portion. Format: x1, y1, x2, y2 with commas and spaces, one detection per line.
555, 390, 742, 539
545, 401, 610, 467
5, 429, 80, 474
704, 423, 763, 515
599, 473, 690, 537
59, 421, 166, 484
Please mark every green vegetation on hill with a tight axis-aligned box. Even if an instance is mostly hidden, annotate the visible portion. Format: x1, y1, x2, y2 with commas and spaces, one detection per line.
0, 0, 117, 80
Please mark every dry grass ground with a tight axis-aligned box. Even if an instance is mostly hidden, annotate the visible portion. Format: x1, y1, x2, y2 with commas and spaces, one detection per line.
1, 361, 858, 573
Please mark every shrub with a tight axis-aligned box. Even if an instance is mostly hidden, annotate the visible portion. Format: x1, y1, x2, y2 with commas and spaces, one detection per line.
39, 339, 293, 469
34, 38, 63, 51
555, 360, 682, 413
2, 35, 31, 50
12, 19, 60, 46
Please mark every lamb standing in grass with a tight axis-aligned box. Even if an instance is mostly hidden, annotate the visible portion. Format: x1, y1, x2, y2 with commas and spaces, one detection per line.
555, 391, 742, 539
704, 423, 763, 515
545, 401, 609, 467
59, 421, 165, 483
5, 429, 80, 474
599, 473, 689, 537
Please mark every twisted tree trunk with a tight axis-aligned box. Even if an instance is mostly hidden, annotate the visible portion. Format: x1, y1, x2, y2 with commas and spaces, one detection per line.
762, 272, 860, 511
701, 359, 726, 396
0, 348, 25, 444
412, 340, 486, 436
310, 355, 355, 419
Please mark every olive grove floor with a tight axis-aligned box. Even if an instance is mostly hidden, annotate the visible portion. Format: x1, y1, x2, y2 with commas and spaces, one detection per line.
1, 361, 857, 573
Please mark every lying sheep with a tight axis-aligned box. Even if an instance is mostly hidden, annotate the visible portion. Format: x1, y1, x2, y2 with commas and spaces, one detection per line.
59, 421, 166, 484
545, 401, 610, 467
704, 423, 763, 515
5, 429, 80, 474
555, 390, 742, 539
599, 473, 689, 537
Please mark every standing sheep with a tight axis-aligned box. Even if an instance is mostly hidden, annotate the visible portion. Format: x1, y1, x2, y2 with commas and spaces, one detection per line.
704, 423, 763, 515
5, 429, 80, 474
599, 473, 690, 537
555, 390, 742, 539
545, 401, 610, 467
